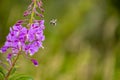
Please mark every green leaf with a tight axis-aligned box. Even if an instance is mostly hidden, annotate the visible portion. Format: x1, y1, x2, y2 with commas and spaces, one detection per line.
16, 76, 33, 80
9, 74, 33, 80
9, 73, 21, 80
0, 72, 4, 80
0, 66, 5, 77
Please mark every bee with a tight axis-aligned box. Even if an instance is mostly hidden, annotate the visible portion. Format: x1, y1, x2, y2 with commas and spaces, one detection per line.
49, 19, 57, 26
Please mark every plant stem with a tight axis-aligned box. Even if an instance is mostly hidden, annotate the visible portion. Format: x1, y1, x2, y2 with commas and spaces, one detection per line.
4, 52, 20, 80
29, 0, 37, 24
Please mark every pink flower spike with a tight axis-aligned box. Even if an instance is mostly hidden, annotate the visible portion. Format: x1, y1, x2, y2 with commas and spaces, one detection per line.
37, 1, 43, 8
36, 13, 44, 18
24, 10, 31, 17
28, 2, 33, 10
40, 8, 45, 13
16, 20, 24, 26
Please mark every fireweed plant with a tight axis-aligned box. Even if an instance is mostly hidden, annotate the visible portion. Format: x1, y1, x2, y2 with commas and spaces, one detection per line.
0, 0, 45, 80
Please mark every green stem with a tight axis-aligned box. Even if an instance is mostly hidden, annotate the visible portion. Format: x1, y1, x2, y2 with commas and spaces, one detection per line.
29, 0, 37, 24
4, 52, 20, 80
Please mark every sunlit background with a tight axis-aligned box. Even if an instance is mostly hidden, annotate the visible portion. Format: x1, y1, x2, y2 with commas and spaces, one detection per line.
0, 0, 120, 80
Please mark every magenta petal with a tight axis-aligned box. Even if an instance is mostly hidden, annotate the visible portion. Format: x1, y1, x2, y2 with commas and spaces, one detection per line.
0, 46, 8, 53
7, 53, 12, 61
31, 59, 38, 67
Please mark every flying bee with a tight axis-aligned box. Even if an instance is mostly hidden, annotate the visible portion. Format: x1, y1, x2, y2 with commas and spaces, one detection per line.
49, 19, 57, 26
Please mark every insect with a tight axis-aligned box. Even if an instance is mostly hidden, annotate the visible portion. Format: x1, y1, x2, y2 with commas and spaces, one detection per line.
49, 19, 57, 26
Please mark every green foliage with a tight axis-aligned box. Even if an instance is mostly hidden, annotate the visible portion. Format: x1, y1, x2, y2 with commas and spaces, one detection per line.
0, 72, 4, 80
9, 74, 33, 80
0, 66, 5, 78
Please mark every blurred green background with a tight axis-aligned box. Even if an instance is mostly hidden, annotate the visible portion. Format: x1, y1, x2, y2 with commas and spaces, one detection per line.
0, 0, 120, 80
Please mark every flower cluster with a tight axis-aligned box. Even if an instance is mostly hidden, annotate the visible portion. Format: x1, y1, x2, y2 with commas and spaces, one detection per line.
0, 0, 45, 69
0, 1, 46, 80
24, 0, 44, 18
0, 20, 45, 66
1, 20, 45, 55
